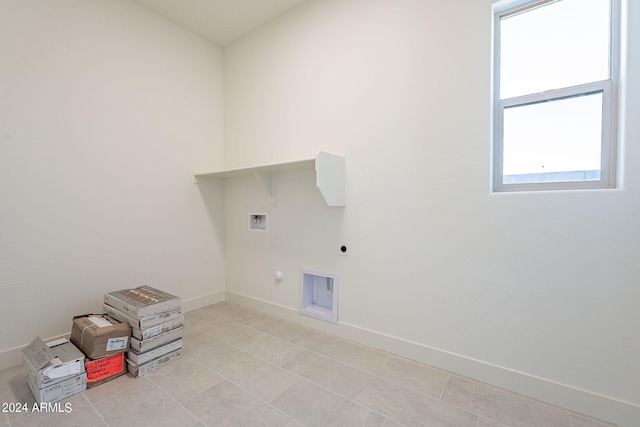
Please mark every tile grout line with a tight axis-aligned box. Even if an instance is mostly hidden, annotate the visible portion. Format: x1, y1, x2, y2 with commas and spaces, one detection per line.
186, 306, 538, 427
223, 320, 400, 415
192, 304, 617, 427
189, 349, 299, 424
349, 374, 408, 427
79, 392, 109, 427
87, 378, 159, 426
202, 305, 381, 369
205, 305, 464, 425
196, 316, 393, 427
201, 310, 377, 380
206, 347, 381, 422
523, 394, 578, 427
438, 373, 451, 401
144, 374, 209, 426
351, 373, 376, 404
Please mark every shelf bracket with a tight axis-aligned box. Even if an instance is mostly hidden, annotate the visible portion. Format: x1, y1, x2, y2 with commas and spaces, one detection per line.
252, 170, 276, 205
315, 152, 345, 206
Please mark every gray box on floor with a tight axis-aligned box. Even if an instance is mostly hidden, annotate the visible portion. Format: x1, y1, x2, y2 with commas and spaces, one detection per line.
22, 337, 87, 403
22, 337, 85, 387
103, 303, 183, 330
130, 315, 184, 340
126, 348, 182, 377
27, 372, 87, 404
104, 286, 181, 319
129, 327, 183, 352
127, 338, 182, 365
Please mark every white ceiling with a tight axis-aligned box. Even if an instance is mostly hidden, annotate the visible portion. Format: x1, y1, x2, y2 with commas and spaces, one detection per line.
132, 0, 307, 46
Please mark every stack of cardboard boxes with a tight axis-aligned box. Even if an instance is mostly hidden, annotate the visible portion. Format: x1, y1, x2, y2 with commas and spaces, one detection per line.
70, 314, 131, 388
21, 285, 182, 403
22, 313, 131, 403
102, 286, 183, 377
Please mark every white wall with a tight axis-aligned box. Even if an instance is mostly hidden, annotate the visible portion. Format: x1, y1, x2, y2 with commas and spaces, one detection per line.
223, 0, 640, 424
0, 0, 226, 367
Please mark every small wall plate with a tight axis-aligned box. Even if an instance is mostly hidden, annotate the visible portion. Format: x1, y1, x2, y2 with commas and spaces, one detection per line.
248, 212, 268, 232
338, 242, 350, 256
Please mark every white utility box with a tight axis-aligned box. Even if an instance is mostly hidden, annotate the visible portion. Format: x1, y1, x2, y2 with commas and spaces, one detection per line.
299, 269, 338, 323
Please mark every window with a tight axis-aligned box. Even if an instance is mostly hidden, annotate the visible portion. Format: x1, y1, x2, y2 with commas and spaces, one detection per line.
493, 0, 620, 192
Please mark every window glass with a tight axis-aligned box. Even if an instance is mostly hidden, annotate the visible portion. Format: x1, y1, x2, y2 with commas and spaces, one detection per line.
500, 0, 610, 99
502, 91, 604, 184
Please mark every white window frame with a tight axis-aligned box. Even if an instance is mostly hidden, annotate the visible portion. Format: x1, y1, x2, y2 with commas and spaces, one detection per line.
492, 0, 621, 192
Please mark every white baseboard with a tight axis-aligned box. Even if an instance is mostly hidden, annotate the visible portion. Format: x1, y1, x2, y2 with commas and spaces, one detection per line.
0, 332, 71, 373
182, 290, 226, 312
0, 291, 225, 372
225, 291, 638, 427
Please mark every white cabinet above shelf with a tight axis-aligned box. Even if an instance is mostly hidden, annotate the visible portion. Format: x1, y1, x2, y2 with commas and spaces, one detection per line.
194, 151, 345, 207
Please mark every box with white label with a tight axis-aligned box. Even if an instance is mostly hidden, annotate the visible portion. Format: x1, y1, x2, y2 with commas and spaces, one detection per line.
103, 303, 183, 330
127, 338, 182, 365
70, 314, 131, 359
126, 348, 182, 377
131, 315, 184, 340
22, 337, 86, 388
104, 286, 181, 319
130, 327, 183, 353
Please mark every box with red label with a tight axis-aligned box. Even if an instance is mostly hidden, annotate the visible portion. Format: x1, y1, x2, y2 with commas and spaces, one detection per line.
70, 314, 131, 359
85, 352, 126, 389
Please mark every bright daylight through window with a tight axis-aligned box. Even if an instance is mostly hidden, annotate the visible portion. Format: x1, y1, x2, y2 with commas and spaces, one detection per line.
493, 0, 620, 191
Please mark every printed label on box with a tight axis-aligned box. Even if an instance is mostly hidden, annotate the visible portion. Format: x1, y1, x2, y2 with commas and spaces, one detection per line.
106, 337, 128, 351
145, 325, 163, 338
86, 353, 124, 382
45, 384, 64, 401
88, 315, 113, 328
44, 358, 82, 379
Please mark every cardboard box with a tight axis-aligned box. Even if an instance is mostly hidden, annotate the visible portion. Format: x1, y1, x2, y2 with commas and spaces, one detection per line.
103, 303, 182, 330
130, 327, 183, 353
85, 352, 126, 388
87, 370, 125, 389
104, 286, 181, 319
126, 348, 182, 377
127, 338, 182, 365
70, 314, 131, 359
131, 315, 184, 340
27, 372, 86, 404
22, 337, 85, 388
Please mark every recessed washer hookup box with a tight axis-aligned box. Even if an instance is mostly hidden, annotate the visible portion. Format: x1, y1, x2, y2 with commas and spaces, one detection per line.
70, 314, 131, 359
22, 337, 86, 388
104, 286, 181, 319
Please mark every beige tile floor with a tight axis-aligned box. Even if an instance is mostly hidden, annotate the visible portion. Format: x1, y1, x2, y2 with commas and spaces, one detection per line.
0, 302, 620, 427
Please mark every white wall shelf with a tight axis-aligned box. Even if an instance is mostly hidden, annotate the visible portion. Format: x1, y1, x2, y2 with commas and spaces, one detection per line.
194, 151, 345, 206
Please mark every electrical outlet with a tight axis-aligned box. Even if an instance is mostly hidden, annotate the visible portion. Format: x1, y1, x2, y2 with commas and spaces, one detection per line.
338, 242, 350, 256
